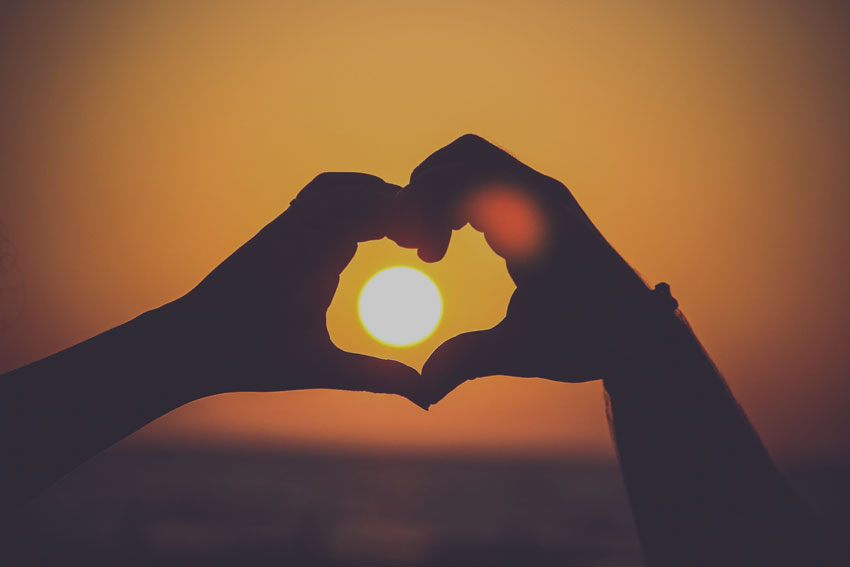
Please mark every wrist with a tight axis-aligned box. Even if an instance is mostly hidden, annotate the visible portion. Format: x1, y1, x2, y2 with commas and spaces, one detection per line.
602, 308, 712, 400
600, 280, 690, 384
142, 298, 236, 401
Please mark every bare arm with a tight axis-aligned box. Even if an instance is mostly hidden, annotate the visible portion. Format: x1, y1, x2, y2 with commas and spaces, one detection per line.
0, 304, 210, 509
604, 312, 835, 565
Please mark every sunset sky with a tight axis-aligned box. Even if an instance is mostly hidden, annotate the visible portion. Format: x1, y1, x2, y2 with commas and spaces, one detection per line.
1, 0, 848, 460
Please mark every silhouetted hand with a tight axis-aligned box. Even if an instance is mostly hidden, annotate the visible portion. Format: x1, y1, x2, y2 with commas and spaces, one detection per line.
174, 172, 425, 405
393, 135, 668, 404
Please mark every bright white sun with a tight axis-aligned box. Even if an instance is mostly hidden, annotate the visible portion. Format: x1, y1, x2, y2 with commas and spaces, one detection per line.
358, 266, 442, 347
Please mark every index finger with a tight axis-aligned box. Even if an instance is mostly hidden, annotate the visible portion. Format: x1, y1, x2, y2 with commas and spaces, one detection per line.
286, 172, 402, 243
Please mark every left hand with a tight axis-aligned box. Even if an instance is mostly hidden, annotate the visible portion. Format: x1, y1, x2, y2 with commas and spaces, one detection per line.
390, 135, 667, 405
172, 172, 427, 407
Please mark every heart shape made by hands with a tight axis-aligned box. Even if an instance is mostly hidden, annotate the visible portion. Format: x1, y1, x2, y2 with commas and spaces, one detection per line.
344, 135, 660, 407
327, 224, 517, 372
311, 134, 663, 409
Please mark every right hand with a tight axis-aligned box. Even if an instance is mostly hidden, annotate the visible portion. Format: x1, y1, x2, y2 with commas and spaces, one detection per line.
172, 172, 426, 405
392, 135, 673, 406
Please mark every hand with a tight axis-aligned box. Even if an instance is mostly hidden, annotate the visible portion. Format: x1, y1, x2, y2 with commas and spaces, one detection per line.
172, 172, 426, 406
392, 135, 671, 405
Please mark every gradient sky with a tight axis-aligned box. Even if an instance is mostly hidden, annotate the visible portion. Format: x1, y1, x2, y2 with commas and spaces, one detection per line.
1, 0, 848, 460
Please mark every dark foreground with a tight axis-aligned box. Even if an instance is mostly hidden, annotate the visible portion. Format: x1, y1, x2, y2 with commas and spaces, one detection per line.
2, 447, 847, 566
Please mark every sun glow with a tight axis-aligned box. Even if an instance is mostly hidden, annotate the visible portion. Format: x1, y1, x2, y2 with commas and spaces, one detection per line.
358, 267, 443, 347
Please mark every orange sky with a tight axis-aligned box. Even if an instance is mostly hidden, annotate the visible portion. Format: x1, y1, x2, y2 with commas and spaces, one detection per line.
1, 0, 848, 460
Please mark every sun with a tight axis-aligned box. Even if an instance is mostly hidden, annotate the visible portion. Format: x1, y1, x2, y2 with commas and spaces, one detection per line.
358, 266, 442, 347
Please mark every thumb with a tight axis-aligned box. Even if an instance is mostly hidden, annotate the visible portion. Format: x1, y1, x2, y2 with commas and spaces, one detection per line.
327, 350, 431, 410
421, 327, 516, 406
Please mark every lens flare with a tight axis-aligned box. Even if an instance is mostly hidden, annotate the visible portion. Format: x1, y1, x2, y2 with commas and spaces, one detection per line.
358, 266, 442, 347
464, 185, 545, 260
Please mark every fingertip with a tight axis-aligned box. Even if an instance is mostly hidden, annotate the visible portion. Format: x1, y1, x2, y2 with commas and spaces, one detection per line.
417, 245, 445, 263
389, 186, 453, 259
416, 227, 451, 262
423, 376, 469, 408
399, 371, 435, 411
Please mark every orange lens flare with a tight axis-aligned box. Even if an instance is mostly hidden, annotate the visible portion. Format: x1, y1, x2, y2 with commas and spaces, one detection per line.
464, 185, 546, 260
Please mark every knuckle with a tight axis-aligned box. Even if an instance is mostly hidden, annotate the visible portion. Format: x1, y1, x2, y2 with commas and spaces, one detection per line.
411, 134, 507, 183
449, 133, 500, 157
300, 172, 390, 203
451, 133, 489, 149
309, 171, 384, 189
309, 171, 337, 187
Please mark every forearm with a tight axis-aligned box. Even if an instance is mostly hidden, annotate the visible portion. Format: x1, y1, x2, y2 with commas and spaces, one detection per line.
604, 313, 833, 565
0, 302, 217, 510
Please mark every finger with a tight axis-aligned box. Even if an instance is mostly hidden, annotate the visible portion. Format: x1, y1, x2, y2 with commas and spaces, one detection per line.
389, 175, 455, 262
392, 135, 574, 270
409, 134, 526, 189
416, 218, 451, 263
388, 135, 513, 256
280, 172, 402, 244
420, 326, 525, 406
274, 172, 404, 277
322, 350, 431, 410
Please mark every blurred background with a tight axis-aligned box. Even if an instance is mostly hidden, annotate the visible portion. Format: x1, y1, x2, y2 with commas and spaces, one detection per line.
1, 0, 848, 564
